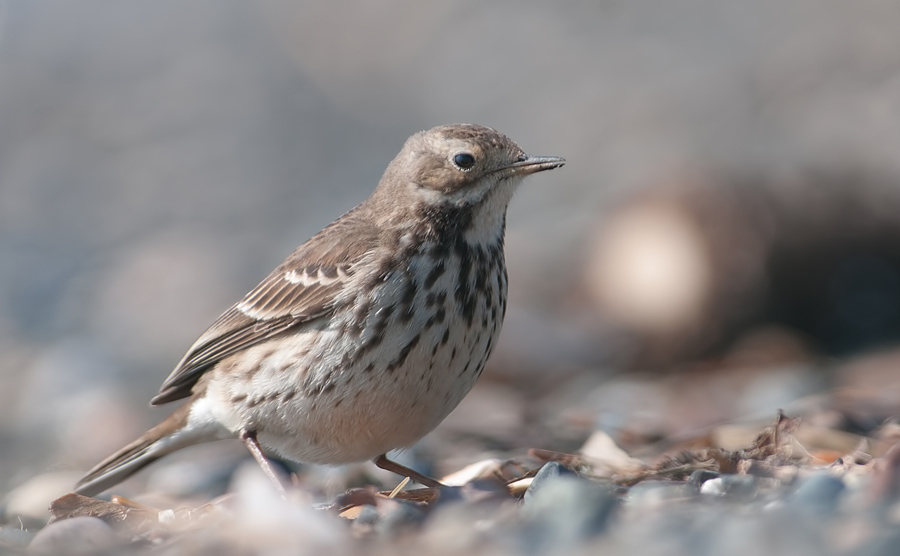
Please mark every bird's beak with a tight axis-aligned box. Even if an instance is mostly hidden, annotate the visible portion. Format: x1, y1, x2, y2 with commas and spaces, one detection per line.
500, 155, 566, 177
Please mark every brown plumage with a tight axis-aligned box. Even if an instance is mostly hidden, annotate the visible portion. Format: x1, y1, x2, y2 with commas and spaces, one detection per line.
75, 124, 564, 496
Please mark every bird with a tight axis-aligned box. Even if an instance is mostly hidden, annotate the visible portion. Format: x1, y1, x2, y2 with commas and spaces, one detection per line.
74, 123, 565, 496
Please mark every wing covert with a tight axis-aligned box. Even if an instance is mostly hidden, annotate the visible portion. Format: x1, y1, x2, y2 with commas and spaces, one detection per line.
150, 210, 379, 405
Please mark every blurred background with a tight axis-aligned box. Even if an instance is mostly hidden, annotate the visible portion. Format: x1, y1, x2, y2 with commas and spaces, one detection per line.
2, 0, 900, 505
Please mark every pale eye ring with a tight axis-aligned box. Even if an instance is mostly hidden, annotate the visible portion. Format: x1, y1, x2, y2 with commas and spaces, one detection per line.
452, 152, 476, 171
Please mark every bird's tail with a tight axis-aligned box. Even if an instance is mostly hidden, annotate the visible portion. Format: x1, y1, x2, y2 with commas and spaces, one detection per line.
74, 403, 196, 497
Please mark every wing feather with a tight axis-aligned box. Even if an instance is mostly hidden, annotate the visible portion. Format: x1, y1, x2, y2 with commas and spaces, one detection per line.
150, 209, 379, 406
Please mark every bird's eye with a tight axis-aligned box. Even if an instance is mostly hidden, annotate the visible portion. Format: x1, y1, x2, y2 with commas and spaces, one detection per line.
452, 152, 476, 170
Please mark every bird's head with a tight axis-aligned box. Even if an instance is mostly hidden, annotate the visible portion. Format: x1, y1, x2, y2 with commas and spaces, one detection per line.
377, 124, 564, 210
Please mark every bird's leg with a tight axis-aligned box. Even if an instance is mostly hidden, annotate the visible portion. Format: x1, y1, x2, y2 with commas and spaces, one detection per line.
240, 429, 289, 497
373, 454, 444, 488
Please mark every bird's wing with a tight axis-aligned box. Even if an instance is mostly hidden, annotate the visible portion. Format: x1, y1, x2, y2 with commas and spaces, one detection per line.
151, 211, 380, 405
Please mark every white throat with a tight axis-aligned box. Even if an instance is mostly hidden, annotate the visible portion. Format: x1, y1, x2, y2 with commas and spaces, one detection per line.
462, 178, 519, 245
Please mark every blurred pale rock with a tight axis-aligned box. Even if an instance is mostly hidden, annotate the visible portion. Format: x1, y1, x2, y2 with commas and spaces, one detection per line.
625, 481, 693, 510
789, 473, 846, 514
580, 430, 645, 474
223, 463, 347, 552
28, 516, 122, 556
587, 198, 715, 334
521, 472, 618, 549
5, 471, 81, 527
0, 525, 34, 551
700, 475, 758, 498
580, 169, 900, 367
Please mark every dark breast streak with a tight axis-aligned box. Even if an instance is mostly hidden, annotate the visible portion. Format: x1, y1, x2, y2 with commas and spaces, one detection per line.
307, 202, 507, 399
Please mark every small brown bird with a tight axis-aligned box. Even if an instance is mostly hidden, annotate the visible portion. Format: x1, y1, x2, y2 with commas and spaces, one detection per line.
75, 124, 564, 496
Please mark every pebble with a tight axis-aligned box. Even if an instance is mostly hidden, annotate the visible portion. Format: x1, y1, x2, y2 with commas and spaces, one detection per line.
688, 470, 721, 489
432, 485, 466, 507
626, 480, 694, 508
0, 525, 34, 550
789, 473, 846, 513
228, 463, 346, 550
700, 475, 757, 498
4, 471, 82, 527
349, 504, 381, 537
852, 528, 900, 556
522, 462, 577, 506
375, 498, 426, 536
522, 472, 617, 548
354, 504, 380, 525
28, 517, 122, 556
145, 444, 244, 497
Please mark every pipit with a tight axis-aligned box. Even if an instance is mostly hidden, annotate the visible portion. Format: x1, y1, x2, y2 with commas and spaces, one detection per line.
75, 124, 564, 496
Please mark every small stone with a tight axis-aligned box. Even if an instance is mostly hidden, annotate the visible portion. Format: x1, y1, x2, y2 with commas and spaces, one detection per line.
523, 462, 577, 505
852, 528, 900, 556
0, 525, 34, 549
376, 499, 426, 536
350, 504, 381, 537
432, 485, 465, 507
229, 463, 345, 550
522, 475, 617, 548
453, 481, 509, 506
688, 470, 720, 489
355, 504, 380, 525
439, 458, 506, 486
146, 449, 242, 497
4, 471, 82, 527
626, 480, 694, 508
700, 475, 757, 498
789, 474, 845, 513
28, 517, 122, 556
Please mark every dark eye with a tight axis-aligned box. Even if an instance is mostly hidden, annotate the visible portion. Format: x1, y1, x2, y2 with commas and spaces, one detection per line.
452, 152, 476, 170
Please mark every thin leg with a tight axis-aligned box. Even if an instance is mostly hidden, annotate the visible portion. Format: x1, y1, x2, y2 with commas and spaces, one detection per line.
374, 454, 444, 488
240, 429, 288, 497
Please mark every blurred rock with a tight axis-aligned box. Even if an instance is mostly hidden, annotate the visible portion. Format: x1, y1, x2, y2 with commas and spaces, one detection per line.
224, 463, 346, 552
144, 442, 247, 499
704, 510, 826, 556
700, 475, 758, 499
4, 471, 81, 528
854, 529, 900, 556
585, 187, 723, 338
521, 474, 618, 549
868, 441, 900, 506
789, 473, 846, 514
354, 504, 379, 525
0, 525, 34, 551
625, 481, 694, 509
28, 516, 122, 556
688, 470, 720, 490
580, 169, 900, 367
832, 348, 900, 431
375, 498, 427, 537
580, 174, 768, 367
580, 430, 646, 474
522, 462, 577, 506
417, 497, 517, 556
440, 459, 507, 487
